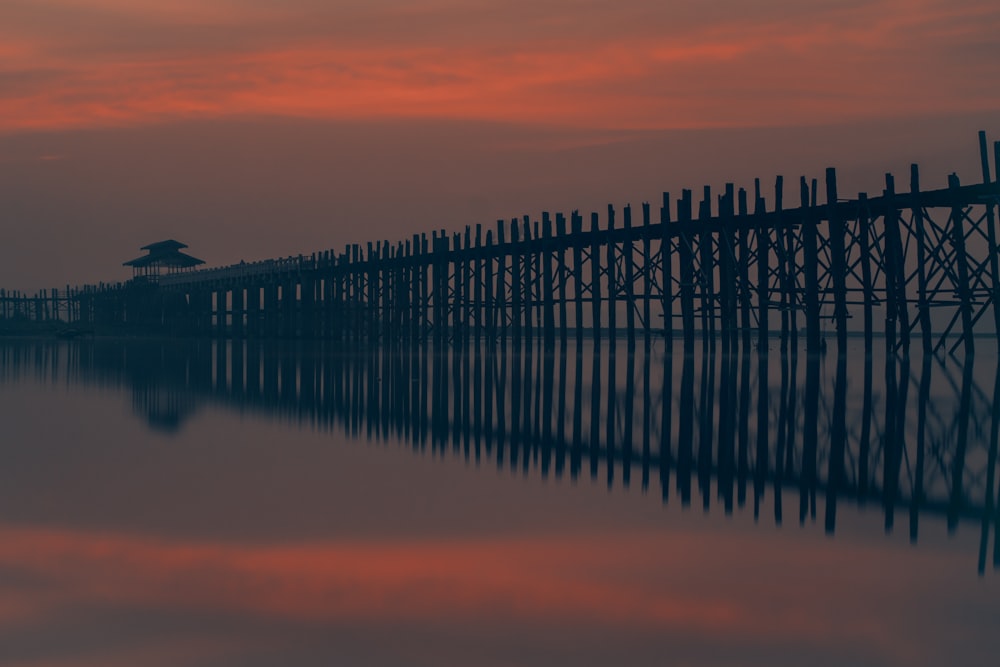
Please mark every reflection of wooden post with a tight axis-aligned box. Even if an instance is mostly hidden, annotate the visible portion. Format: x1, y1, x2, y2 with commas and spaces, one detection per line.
915, 355, 932, 546
677, 352, 694, 506
622, 351, 634, 488
826, 349, 847, 534
605, 336, 617, 488
659, 340, 672, 503
571, 344, 583, 479
589, 327, 601, 480
698, 332, 716, 511
555, 344, 567, 476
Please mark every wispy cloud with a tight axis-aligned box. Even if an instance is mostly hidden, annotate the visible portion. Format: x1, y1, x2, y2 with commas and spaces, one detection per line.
0, 1, 998, 131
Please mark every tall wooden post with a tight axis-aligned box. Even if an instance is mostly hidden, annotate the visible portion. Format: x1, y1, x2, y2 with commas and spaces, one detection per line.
590, 212, 602, 342
978, 131, 1000, 353
623, 204, 636, 348
678, 190, 695, 352
660, 193, 673, 341
949, 173, 975, 356
571, 212, 585, 344
605, 205, 617, 342
542, 212, 556, 348
556, 213, 568, 347
826, 168, 848, 353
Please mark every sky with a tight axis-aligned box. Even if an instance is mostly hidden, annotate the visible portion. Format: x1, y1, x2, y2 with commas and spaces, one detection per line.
1, 0, 999, 290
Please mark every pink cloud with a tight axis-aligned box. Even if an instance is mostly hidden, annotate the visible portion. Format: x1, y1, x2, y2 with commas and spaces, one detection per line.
0, 0, 998, 132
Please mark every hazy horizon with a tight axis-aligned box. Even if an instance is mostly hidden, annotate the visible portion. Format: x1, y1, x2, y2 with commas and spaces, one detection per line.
2, 112, 998, 292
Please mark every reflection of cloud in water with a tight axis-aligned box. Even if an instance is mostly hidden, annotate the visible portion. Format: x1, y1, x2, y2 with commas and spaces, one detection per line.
0, 523, 994, 666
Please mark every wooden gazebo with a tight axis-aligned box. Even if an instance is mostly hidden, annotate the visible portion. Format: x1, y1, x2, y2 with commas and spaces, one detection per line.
124, 240, 204, 281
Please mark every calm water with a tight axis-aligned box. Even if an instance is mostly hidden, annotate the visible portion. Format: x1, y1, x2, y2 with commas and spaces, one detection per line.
0, 337, 998, 666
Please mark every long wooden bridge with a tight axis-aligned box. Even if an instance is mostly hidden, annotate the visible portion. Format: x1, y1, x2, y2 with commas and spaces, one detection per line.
3, 132, 1000, 355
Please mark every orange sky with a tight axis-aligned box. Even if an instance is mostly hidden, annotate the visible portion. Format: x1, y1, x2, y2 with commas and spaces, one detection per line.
2, 0, 999, 132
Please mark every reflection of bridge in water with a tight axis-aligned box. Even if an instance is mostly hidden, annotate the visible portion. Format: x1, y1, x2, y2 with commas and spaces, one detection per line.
3, 337, 999, 573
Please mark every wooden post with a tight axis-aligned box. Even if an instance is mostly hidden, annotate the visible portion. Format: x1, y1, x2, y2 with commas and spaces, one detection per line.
858, 194, 874, 352
910, 165, 933, 355
484, 229, 494, 341
737, 188, 752, 351
660, 193, 672, 341
510, 220, 522, 346
978, 132, 1000, 353
590, 212, 602, 342
949, 173, 975, 356
697, 187, 714, 341
571, 212, 585, 344
474, 224, 483, 346
718, 185, 736, 353
606, 205, 617, 342
801, 177, 820, 352
641, 202, 652, 348
678, 190, 695, 352
826, 168, 848, 353
883, 175, 906, 353
623, 204, 636, 348
755, 179, 769, 352
496, 222, 508, 341
542, 212, 556, 348
556, 213, 568, 347
522, 218, 533, 343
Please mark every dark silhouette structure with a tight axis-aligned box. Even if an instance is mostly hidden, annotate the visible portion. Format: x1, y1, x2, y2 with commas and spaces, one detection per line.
123, 240, 205, 281
5, 133, 999, 357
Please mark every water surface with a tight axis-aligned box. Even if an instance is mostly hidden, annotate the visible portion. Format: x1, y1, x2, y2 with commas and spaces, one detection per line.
0, 338, 997, 666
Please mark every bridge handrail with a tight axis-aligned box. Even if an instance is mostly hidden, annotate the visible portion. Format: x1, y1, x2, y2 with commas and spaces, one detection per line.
159, 254, 315, 286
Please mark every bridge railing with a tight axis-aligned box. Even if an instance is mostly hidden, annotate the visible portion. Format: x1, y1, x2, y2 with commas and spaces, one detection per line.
159, 254, 315, 286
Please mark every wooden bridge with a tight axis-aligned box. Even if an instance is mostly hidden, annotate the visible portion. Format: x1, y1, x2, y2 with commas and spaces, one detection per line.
4, 132, 1000, 355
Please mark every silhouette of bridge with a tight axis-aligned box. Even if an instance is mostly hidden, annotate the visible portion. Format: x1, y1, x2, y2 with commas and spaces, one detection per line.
4, 133, 1000, 357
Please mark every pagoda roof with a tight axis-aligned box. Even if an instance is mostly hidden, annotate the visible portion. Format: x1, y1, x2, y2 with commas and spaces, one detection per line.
124, 240, 205, 268
140, 239, 188, 251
